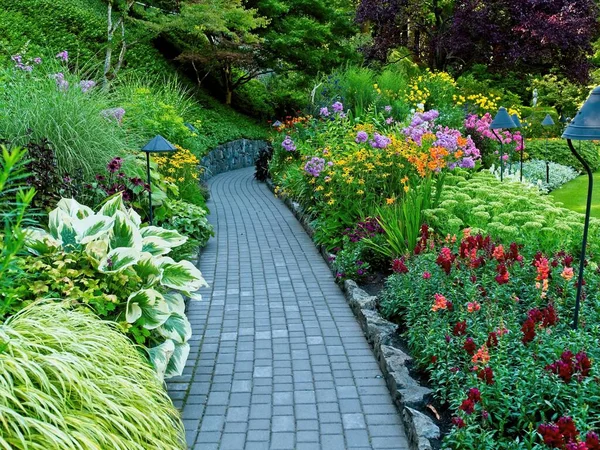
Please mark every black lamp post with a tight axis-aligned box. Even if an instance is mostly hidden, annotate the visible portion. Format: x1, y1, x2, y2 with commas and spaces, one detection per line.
511, 114, 524, 181
490, 107, 517, 181
542, 114, 555, 184
141, 135, 177, 225
562, 86, 600, 330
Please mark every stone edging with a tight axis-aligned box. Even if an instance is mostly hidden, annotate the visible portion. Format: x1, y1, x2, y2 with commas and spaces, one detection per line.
200, 139, 270, 182
265, 178, 441, 450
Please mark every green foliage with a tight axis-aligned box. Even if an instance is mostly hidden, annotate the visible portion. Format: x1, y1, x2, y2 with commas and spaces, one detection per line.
0, 302, 186, 449
379, 237, 600, 448
526, 139, 600, 173
156, 198, 214, 259
20, 194, 208, 378
530, 74, 590, 118
332, 239, 373, 282
0, 62, 134, 178
423, 171, 600, 257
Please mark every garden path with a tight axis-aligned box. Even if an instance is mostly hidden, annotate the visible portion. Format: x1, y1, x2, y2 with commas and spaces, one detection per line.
168, 167, 409, 450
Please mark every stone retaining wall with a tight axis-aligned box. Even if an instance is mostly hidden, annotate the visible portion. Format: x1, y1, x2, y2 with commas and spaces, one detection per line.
200, 139, 270, 181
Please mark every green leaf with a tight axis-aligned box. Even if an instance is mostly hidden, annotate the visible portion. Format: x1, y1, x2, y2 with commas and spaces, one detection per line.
164, 292, 186, 315
128, 207, 142, 227
158, 257, 208, 292
73, 214, 114, 244
126, 289, 170, 329
142, 236, 172, 256
109, 211, 143, 251
134, 253, 163, 286
56, 198, 94, 219
140, 226, 188, 248
85, 237, 109, 263
147, 339, 175, 381
98, 247, 141, 273
98, 192, 127, 217
24, 228, 61, 256
164, 341, 190, 379
157, 313, 191, 344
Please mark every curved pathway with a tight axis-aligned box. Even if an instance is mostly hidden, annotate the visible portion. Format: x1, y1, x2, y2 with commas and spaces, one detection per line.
168, 167, 409, 450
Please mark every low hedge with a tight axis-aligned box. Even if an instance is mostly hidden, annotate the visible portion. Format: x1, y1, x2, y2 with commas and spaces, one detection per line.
526, 139, 600, 173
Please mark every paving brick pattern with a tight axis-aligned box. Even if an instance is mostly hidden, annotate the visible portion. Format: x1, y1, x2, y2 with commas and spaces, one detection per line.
168, 167, 409, 450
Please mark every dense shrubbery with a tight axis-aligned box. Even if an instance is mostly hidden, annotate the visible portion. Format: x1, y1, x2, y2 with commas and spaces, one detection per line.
527, 139, 600, 173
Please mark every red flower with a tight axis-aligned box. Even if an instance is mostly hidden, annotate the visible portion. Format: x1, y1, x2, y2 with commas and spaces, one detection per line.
453, 321, 467, 336
586, 431, 600, 450
542, 304, 559, 327
392, 258, 409, 274
451, 416, 466, 428
467, 388, 481, 402
495, 263, 510, 284
463, 337, 477, 355
521, 318, 536, 344
459, 398, 475, 415
486, 331, 498, 348
575, 351, 592, 377
558, 417, 579, 442
436, 247, 456, 274
538, 423, 565, 448
477, 367, 495, 385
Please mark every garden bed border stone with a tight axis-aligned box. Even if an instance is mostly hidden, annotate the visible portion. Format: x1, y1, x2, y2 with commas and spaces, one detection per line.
265, 178, 441, 450
200, 139, 270, 181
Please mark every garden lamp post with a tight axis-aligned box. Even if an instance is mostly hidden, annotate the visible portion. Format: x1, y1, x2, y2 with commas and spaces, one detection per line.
511, 114, 524, 181
490, 107, 517, 181
562, 87, 600, 330
141, 135, 177, 225
542, 114, 555, 183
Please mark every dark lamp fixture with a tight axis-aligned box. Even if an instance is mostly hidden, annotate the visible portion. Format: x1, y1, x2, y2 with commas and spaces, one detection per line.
511, 114, 522, 128
561, 86, 600, 330
184, 122, 198, 133
541, 115, 555, 183
490, 107, 517, 182
141, 135, 177, 225
511, 114, 525, 181
541, 114, 555, 127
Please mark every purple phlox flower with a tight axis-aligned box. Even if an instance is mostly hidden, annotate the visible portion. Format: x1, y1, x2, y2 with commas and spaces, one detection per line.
386, 117, 394, 125
327, 161, 334, 166
332, 101, 344, 113
459, 157, 475, 169
281, 135, 296, 152
320, 107, 330, 117
80, 80, 96, 93
370, 133, 391, 149
304, 156, 326, 177
101, 107, 126, 125
338, 112, 347, 119
355, 131, 369, 143
51, 73, 69, 91
403, 110, 439, 145
385, 105, 392, 113
56, 50, 69, 62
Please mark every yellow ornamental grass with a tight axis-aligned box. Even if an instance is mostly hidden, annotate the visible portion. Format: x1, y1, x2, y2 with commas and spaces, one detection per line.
0, 303, 186, 450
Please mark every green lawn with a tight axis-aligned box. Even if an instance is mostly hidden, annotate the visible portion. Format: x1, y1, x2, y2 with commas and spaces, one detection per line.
550, 172, 600, 218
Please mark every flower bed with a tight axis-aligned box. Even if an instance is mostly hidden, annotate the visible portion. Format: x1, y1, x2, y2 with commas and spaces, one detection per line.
379, 228, 600, 448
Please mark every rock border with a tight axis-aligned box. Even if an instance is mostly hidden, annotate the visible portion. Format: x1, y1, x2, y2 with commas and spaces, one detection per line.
266, 178, 441, 450
200, 139, 270, 182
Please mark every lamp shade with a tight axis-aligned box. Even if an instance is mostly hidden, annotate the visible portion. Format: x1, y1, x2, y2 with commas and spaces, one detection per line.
141, 135, 177, 153
511, 114, 522, 128
562, 86, 600, 140
490, 107, 517, 129
541, 114, 555, 127
184, 122, 198, 133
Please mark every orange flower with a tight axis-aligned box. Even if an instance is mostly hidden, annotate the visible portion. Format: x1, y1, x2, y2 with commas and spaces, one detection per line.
472, 345, 490, 366
467, 301, 481, 313
561, 267, 574, 281
432, 293, 449, 312
492, 245, 505, 261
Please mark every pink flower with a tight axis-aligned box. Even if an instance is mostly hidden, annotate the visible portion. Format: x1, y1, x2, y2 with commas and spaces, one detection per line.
422, 271, 431, 279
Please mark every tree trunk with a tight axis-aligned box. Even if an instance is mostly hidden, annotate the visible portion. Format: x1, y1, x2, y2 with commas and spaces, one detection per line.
103, 1, 114, 90
225, 89, 233, 105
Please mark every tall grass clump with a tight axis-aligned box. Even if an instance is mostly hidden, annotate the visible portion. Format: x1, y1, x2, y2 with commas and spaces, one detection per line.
0, 61, 135, 177
0, 302, 186, 450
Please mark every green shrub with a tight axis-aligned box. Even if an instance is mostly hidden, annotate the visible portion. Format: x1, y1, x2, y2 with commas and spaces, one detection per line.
0, 62, 134, 178
526, 139, 600, 172
234, 78, 276, 120
520, 107, 562, 138
0, 302, 185, 450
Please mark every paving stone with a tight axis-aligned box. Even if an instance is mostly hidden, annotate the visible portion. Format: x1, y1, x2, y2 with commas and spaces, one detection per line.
166, 168, 409, 450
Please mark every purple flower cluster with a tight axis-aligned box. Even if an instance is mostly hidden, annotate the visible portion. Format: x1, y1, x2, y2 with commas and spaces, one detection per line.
434, 127, 481, 169
370, 133, 391, 149
343, 217, 385, 243
11, 54, 38, 72
385, 105, 392, 113
107, 157, 123, 173
320, 101, 344, 118
355, 131, 369, 143
304, 157, 326, 177
101, 107, 126, 125
52, 73, 69, 91
332, 101, 344, 113
80, 80, 96, 93
281, 135, 297, 152
402, 110, 440, 146
56, 50, 69, 62
320, 107, 330, 117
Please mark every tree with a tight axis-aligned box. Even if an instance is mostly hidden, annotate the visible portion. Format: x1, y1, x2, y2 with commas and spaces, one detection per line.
103, 0, 136, 89
447, 0, 599, 82
161, 0, 269, 104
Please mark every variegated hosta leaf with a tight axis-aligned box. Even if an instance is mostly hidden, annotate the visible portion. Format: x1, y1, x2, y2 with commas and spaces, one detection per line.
164, 292, 186, 315
165, 341, 190, 379
142, 236, 172, 256
134, 253, 163, 286
98, 192, 128, 217
158, 257, 208, 292
85, 237, 109, 263
55, 198, 94, 219
157, 313, 191, 344
50, 212, 78, 250
73, 214, 114, 245
98, 247, 141, 273
126, 288, 170, 329
128, 207, 142, 227
147, 339, 175, 381
187, 291, 203, 301
140, 226, 188, 248
109, 211, 143, 251
48, 208, 67, 240
24, 228, 61, 256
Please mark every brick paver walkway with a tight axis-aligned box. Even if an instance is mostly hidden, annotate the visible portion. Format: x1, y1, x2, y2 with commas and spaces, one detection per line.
168, 167, 409, 450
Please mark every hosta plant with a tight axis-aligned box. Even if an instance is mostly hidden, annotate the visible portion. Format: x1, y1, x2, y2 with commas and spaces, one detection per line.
23, 193, 208, 379
0, 302, 186, 450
